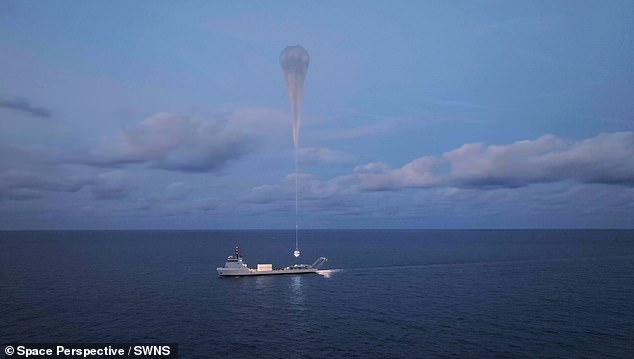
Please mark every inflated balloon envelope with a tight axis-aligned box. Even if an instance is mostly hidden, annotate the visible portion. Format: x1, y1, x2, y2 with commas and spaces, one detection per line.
280, 45, 310, 258
280, 45, 310, 149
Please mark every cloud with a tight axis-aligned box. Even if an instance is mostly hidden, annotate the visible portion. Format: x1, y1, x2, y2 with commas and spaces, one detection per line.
298, 147, 354, 166
3, 188, 43, 200
0, 145, 86, 201
164, 181, 195, 200
0, 97, 51, 118
356, 131, 634, 190
355, 156, 441, 191
0, 145, 136, 202
83, 113, 251, 173
353, 162, 392, 174
90, 171, 134, 200
242, 172, 354, 204
245, 131, 634, 207
0, 168, 87, 200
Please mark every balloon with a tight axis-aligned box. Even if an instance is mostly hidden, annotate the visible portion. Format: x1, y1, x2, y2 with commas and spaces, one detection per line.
280, 45, 310, 258
280, 45, 310, 149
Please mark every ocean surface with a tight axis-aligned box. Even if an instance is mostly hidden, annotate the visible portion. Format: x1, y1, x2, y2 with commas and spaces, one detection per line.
1, 230, 633, 358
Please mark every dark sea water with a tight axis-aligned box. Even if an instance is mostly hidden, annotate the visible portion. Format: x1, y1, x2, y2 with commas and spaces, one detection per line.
1, 230, 633, 358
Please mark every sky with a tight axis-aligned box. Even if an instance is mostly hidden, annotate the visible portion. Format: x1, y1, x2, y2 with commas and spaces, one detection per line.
0, 0, 633, 229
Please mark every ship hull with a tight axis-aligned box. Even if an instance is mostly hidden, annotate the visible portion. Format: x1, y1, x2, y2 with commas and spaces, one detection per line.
217, 268, 318, 277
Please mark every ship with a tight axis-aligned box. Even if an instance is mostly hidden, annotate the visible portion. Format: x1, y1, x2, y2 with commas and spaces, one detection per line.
217, 245, 327, 277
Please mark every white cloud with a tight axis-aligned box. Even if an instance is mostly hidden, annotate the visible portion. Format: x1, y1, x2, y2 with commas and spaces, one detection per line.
448, 132, 634, 187
86, 113, 251, 172
355, 131, 634, 190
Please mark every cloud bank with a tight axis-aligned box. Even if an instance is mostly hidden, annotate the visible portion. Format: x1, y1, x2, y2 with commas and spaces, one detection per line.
248, 132, 634, 203
355, 132, 634, 191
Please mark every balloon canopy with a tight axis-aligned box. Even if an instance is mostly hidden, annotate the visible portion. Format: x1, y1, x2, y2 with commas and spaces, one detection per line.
280, 45, 309, 149
280, 45, 310, 74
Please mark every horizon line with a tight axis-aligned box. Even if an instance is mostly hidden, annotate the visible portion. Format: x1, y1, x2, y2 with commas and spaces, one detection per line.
1, 228, 633, 232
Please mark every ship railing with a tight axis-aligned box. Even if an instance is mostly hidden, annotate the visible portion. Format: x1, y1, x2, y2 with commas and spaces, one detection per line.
310, 257, 328, 269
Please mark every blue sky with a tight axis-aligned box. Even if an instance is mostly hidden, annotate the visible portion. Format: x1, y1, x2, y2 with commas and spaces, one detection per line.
1, 0, 633, 229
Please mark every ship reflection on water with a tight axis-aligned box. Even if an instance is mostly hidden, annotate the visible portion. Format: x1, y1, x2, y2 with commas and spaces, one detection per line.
289, 275, 304, 310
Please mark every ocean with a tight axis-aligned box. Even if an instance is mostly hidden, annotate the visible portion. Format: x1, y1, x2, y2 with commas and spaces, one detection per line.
1, 230, 633, 358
